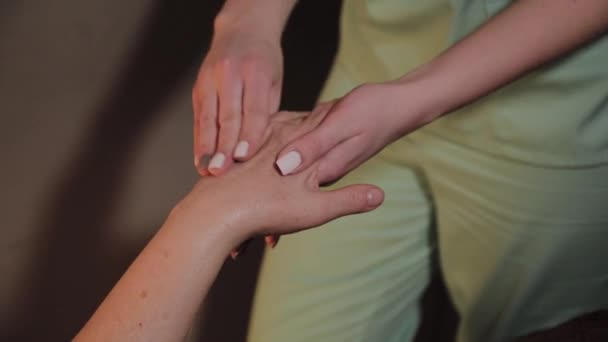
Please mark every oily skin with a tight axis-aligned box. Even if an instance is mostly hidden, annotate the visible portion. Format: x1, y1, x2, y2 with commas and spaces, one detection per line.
179, 110, 384, 240
75, 111, 384, 342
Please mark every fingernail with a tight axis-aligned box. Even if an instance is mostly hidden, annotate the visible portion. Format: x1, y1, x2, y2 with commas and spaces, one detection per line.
208, 153, 225, 170
367, 188, 384, 207
197, 154, 211, 169
265, 235, 278, 248
234, 141, 249, 159
276, 151, 301, 175
230, 250, 240, 260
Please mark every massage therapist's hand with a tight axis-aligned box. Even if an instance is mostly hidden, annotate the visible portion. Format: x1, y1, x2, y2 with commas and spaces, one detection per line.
274, 79, 440, 184
192, 8, 283, 176
270, 0, 608, 185
175, 111, 385, 248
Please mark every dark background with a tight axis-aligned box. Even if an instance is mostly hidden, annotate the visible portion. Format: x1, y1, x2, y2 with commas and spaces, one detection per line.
0, 1, 349, 341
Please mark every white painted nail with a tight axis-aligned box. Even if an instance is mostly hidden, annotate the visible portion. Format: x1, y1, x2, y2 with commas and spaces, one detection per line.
234, 141, 249, 159
209, 153, 225, 170
276, 151, 302, 175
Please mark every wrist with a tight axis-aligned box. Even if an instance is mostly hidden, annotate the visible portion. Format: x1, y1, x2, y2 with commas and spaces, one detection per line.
214, 4, 286, 42
392, 60, 455, 130
167, 195, 252, 252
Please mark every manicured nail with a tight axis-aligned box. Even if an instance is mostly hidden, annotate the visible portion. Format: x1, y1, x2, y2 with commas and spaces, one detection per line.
234, 141, 249, 159
196, 154, 211, 169
276, 151, 301, 175
230, 250, 240, 260
208, 153, 225, 170
265, 235, 278, 248
367, 188, 384, 207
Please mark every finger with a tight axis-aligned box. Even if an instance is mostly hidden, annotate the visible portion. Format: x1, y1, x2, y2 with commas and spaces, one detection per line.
316, 136, 363, 185
193, 77, 218, 176
311, 185, 384, 226
209, 65, 243, 175
275, 110, 348, 176
235, 72, 271, 161
193, 89, 202, 173
269, 80, 282, 113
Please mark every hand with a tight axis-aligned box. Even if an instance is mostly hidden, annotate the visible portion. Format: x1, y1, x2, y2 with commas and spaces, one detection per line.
192, 21, 283, 176
175, 111, 385, 247
274, 80, 437, 184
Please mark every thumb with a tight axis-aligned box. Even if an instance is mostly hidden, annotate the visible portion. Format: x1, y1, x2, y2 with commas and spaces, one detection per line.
312, 185, 384, 225
275, 119, 346, 176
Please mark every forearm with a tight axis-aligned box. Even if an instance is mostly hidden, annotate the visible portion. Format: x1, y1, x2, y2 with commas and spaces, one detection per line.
403, 0, 608, 120
75, 202, 242, 341
214, 0, 299, 40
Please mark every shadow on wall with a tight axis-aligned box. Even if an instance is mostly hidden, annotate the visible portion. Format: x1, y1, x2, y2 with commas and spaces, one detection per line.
4, 0, 222, 340
2, 1, 343, 341
4, 0, 605, 339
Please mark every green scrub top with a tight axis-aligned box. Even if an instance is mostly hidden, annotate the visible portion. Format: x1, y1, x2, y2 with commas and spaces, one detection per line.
247, 3, 608, 341
338, 0, 608, 167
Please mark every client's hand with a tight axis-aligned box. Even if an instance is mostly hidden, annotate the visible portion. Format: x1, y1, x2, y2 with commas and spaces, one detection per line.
174, 111, 385, 249
76, 112, 383, 342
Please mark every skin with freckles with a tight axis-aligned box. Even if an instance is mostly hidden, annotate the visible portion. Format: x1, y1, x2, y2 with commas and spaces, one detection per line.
74, 111, 384, 342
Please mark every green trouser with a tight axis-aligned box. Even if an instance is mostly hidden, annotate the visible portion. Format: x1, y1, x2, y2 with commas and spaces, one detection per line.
248, 1, 608, 341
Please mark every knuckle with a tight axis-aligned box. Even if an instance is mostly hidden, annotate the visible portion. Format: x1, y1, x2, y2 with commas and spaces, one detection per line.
243, 98, 263, 115
218, 112, 238, 127
307, 137, 325, 157
216, 58, 236, 75
218, 57, 234, 69
199, 111, 215, 125
241, 55, 259, 72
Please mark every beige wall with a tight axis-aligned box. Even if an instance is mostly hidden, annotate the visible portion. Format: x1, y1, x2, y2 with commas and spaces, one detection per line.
0, 1, 341, 341
1, 1, 215, 339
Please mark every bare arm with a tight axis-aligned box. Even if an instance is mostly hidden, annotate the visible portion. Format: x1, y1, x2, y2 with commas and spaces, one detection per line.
214, 0, 299, 41
273, 0, 608, 183
74, 207, 237, 342
407, 0, 608, 119
75, 112, 384, 341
